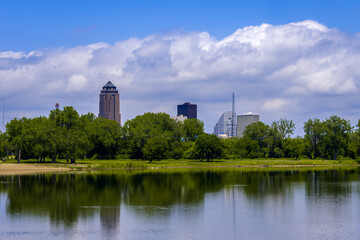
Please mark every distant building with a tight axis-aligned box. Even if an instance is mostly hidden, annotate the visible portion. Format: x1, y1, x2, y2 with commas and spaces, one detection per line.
217, 133, 229, 139
237, 112, 260, 137
214, 111, 236, 137
177, 102, 197, 119
99, 81, 121, 125
171, 114, 188, 122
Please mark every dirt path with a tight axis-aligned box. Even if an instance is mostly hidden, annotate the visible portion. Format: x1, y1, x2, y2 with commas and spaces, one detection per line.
0, 163, 70, 176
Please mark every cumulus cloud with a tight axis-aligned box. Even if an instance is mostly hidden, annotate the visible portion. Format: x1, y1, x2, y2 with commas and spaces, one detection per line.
66, 74, 88, 92
262, 99, 288, 112
1, 20, 360, 132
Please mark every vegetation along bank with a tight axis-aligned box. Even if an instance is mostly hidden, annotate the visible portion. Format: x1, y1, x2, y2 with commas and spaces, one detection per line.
1, 106, 360, 165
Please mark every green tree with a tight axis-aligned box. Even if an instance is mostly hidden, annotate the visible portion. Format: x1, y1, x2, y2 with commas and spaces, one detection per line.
347, 120, 360, 159
30, 117, 51, 162
267, 119, 295, 158
283, 137, 305, 159
194, 134, 223, 162
347, 132, 360, 159
221, 138, 235, 159
143, 135, 169, 163
49, 106, 85, 163
6, 117, 31, 163
86, 117, 122, 159
123, 112, 181, 159
304, 118, 325, 159
271, 119, 295, 139
182, 141, 196, 159
323, 115, 352, 160
0, 131, 10, 160
243, 121, 270, 158
182, 118, 205, 141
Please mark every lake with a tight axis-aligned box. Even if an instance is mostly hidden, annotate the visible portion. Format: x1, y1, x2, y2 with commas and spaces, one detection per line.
1, 167, 360, 240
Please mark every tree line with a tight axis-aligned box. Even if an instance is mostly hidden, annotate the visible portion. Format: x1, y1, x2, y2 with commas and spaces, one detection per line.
0, 106, 359, 163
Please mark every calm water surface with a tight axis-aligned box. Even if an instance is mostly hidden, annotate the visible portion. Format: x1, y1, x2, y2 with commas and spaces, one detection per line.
1, 168, 360, 240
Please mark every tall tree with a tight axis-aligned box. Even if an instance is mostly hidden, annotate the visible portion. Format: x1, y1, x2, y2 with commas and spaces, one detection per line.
123, 112, 181, 159
194, 134, 223, 162
49, 106, 83, 163
243, 121, 271, 158
347, 132, 360, 159
323, 115, 352, 160
182, 118, 204, 142
86, 117, 122, 159
6, 117, 30, 163
143, 135, 169, 163
30, 117, 51, 162
303, 118, 325, 159
271, 119, 295, 139
283, 137, 305, 159
0, 131, 9, 160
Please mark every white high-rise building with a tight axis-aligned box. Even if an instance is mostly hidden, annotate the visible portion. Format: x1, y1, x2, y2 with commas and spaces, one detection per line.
214, 111, 237, 138
237, 112, 260, 137
171, 114, 187, 122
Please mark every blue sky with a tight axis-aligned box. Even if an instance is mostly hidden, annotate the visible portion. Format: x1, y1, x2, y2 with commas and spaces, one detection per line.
1, 0, 360, 51
1, 0, 360, 133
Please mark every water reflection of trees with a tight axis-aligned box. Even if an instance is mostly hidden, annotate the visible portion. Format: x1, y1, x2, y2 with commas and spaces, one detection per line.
1, 168, 359, 227
304, 169, 359, 203
5, 173, 123, 228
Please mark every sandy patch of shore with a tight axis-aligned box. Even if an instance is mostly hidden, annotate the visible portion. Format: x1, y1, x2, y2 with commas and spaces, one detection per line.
0, 163, 70, 176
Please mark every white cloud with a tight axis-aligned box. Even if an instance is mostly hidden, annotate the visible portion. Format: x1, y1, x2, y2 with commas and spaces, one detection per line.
1, 20, 360, 132
262, 99, 288, 112
66, 74, 88, 92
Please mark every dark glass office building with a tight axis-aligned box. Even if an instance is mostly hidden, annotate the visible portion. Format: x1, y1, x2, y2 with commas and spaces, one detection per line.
177, 102, 197, 119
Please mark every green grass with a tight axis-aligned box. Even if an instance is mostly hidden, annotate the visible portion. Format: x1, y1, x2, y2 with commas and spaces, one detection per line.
3, 158, 359, 170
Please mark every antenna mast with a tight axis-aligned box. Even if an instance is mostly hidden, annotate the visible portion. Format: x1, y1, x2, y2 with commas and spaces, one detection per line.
231, 92, 236, 137
2, 99, 4, 133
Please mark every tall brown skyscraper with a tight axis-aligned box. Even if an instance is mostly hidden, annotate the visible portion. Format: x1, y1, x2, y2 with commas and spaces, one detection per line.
99, 81, 121, 125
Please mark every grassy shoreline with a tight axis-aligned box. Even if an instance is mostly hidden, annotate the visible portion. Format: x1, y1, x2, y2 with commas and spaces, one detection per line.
1, 158, 359, 172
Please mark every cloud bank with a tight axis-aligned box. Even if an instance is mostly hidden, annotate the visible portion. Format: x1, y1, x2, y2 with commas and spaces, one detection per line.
1, 20, 360, 133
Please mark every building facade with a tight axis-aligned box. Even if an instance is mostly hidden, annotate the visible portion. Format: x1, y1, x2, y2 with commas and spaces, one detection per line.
214, 111, 236, 138
171, 114, 188, 122
99, 81, 121, 125
177, 102, 197, 119
237, 112, 260, 137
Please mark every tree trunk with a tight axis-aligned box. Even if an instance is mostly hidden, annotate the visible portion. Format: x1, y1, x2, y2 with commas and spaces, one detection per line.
149, 159, 152, 163
66, 158, 69, 164
17, 147, 21, 164
52, 154, 56, 164
334, 149, 338, 160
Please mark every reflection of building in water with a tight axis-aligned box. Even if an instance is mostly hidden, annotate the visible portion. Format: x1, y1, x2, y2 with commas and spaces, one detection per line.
100, 206, 120, 232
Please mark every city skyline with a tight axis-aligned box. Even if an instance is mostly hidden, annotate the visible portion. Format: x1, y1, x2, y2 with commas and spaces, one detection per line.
1, 1, 360, 133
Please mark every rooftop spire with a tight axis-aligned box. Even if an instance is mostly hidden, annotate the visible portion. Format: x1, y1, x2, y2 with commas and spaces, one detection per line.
103, 81, 116, 90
